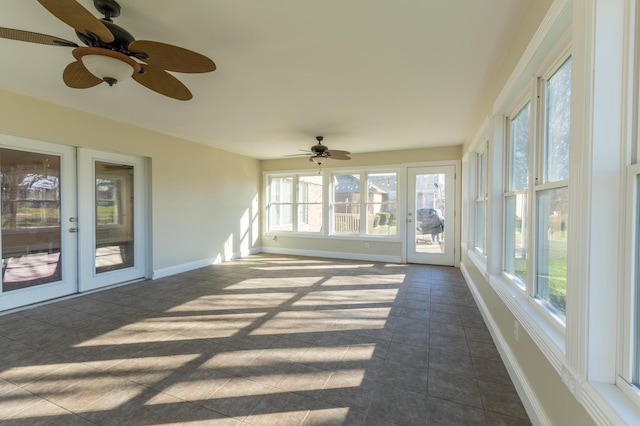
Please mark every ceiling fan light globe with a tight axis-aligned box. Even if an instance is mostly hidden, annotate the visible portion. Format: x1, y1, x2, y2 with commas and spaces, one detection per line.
81, 54, 133, 84
311, 156, 326, 165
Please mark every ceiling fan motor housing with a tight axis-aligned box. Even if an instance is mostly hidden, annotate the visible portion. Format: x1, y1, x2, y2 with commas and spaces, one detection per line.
311, 136, 328, 155
76, 20, 135, 54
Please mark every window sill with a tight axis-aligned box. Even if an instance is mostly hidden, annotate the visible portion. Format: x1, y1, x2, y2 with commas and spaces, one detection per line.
466, 247, 488, 278
581, 380, 640, 426
487, 272, 566, 373
265, 232, 402, 243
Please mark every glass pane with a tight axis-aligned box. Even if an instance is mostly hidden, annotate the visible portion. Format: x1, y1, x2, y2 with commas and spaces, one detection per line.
634, 175, 640, 385
298, 176, 322, 203
545, 57, 572, 183
477, 151, 486, 197
334, 174, 360, 234
298, 175, 323, 232
367, 203, 397, 235
415, 173, 445, 253
475, 200, 484, 253
535, 186, 568, 319
504, 193, 527, 287
271, 177, 293, 203
268, 204, 292, 231
510, 102, 530, 191
95, 162, 134, 274
297, 204, 322, 232
1, 149, 62, 291
367, 173, 397, 235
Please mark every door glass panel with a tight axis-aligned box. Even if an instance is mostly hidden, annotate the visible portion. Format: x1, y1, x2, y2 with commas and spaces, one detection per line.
95, 162, 134, 273
415, 173, 445, 254
1, 149, 62, 291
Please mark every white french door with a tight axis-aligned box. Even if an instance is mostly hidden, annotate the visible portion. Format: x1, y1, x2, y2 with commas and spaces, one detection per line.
406, 165, 455, 266
0, 137, 78, 311
0, 139, 148, 311
78, 149, 148, 292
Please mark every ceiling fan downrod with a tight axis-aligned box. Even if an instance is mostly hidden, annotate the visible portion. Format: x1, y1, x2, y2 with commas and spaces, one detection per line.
94, 0, 121, 21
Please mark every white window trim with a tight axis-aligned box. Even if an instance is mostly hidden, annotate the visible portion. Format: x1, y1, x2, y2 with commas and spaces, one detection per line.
263, 166, 401, 241
474, 146, 488, 256
617, 165, 640, 408
502, 95, 533, 292
465, 0, 640, 423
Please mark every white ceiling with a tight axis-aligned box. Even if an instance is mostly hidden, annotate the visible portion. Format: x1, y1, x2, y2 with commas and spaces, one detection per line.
0, 0, 528, 160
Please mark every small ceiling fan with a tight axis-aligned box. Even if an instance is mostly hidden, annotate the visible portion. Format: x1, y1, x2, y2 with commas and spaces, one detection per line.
0, 0, 216, 100
288, 136, 351, 165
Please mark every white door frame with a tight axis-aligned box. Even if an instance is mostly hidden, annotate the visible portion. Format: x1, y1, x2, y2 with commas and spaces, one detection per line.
0, 140, 150, 312
0, 136, 78, 311
78, 148, 149, 292
404, 161, 460, 266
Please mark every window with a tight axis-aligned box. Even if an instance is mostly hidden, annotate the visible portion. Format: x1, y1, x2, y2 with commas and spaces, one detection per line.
504, 101, 531, 288
534, 56, 571, 320
332, 172, 397, 236
475, 147, 488, 254
297, 176, 323, 232
633, 173, 640, 387
366, 173, 397, 235
267, 175, 322, 233
267, 176, 293, 231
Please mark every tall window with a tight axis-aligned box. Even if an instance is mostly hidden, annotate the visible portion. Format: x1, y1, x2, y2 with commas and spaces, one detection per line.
267, 175, 322, 233
504, 102, 531, 288
332, 172, 397, 236
268, 177, 293, 231
475, 148, 488, 254
534, 56, 571, 320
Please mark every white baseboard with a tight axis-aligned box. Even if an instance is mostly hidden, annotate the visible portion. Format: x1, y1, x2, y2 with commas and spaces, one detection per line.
260, 246, 402, 263
461, 262, 550, 426
152, 247, 261, 279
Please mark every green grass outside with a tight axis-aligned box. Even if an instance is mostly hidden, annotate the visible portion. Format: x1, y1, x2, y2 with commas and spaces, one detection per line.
512, 231, 567, 314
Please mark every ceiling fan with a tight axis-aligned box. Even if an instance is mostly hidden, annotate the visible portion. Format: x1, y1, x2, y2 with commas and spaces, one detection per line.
0, 0, 216, 100
288, 136, 351, 165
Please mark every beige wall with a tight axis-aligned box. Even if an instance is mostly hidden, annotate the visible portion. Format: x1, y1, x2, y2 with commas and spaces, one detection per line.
462, 254, 595, 426
0, 89, 261, 273
261, 145, 462, 172
464, 0, 555, 151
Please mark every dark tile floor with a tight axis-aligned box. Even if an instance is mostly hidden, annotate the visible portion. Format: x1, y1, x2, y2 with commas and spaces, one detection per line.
0, 254, 531, 425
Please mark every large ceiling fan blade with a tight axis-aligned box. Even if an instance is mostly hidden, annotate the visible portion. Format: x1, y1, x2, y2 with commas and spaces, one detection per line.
0, 27, 78, 47
327, 150, 351, 160
37, 0, 114, 43
133, 64, 193, 101
129, 40, 216, 73
63, 60, 103, 88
